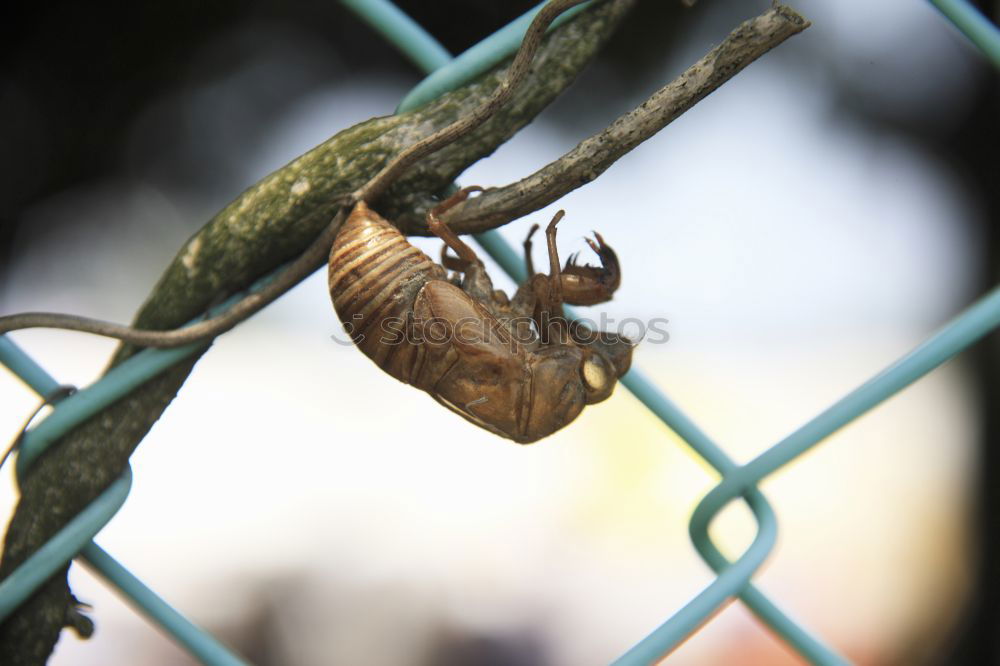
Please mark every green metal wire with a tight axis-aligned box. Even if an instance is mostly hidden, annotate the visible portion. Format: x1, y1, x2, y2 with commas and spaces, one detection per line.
1, 1, 998, 664
0, 279, 275, 660
340, 0, 452, 74
474, 200, 850, 662
383, 5, 848, 664
480, 223, 843, 663
395, 1, 593, 112
929, 0, 1000, 68
15, 340, 205, 476
0, 336, 60, 397
691, 284, 1000, 546
0, 467, 131, 621
613, 373, 850, 666
0, 338, 250, 664
78, 542, 249, 666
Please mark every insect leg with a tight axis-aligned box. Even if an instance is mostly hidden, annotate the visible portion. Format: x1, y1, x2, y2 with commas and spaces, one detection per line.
533, 210, 570, 342
523, 223, 539, 277
426, 186, 484, 266
544, 210, 567, 314
440, 245, 468, 272
427, 186, 499, 303
505, 222, 541, 318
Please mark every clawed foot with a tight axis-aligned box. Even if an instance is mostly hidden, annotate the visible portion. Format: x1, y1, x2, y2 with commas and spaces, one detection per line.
560, 231, 621, 306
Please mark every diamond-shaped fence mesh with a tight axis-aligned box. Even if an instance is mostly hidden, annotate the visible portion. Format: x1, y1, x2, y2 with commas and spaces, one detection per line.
1, 1, 998, 664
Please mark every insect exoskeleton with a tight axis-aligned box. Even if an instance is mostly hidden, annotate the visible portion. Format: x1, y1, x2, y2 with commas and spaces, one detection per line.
328, 187, 634, 443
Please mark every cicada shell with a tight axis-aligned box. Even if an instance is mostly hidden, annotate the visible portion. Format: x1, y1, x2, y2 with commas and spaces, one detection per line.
328, 189, 632, 443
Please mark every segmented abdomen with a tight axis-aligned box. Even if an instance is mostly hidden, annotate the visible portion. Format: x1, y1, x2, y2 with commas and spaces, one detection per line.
328, 202, 446, 384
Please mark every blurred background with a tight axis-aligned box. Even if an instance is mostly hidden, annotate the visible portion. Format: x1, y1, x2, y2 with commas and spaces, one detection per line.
1, 0, 998, 664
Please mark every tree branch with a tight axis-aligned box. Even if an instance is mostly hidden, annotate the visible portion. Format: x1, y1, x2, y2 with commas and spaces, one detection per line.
0, 0, 594, 350
393, 3, 811, 234
0, 2, 635, 662
0, 4, 812, 349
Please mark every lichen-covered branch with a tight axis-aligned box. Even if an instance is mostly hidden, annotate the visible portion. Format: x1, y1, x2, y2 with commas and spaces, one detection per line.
393, 4, 811, 234
0, 2, 635, 662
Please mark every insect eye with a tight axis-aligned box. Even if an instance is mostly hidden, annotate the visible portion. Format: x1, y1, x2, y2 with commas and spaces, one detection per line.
581, 355, 610, 394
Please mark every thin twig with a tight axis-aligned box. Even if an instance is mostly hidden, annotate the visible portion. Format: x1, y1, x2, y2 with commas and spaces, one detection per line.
0, 212, 347, 348
395, 4, 811, 234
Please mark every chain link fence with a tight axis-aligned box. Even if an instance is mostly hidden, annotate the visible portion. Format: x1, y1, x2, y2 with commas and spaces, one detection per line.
1, 1, 998, 664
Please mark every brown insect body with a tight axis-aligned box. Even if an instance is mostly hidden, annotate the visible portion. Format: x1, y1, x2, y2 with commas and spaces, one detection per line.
328, 188, 633, 443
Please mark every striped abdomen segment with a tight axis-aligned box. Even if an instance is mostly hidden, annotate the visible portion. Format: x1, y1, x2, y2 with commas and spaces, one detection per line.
328, 202, 445, 383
